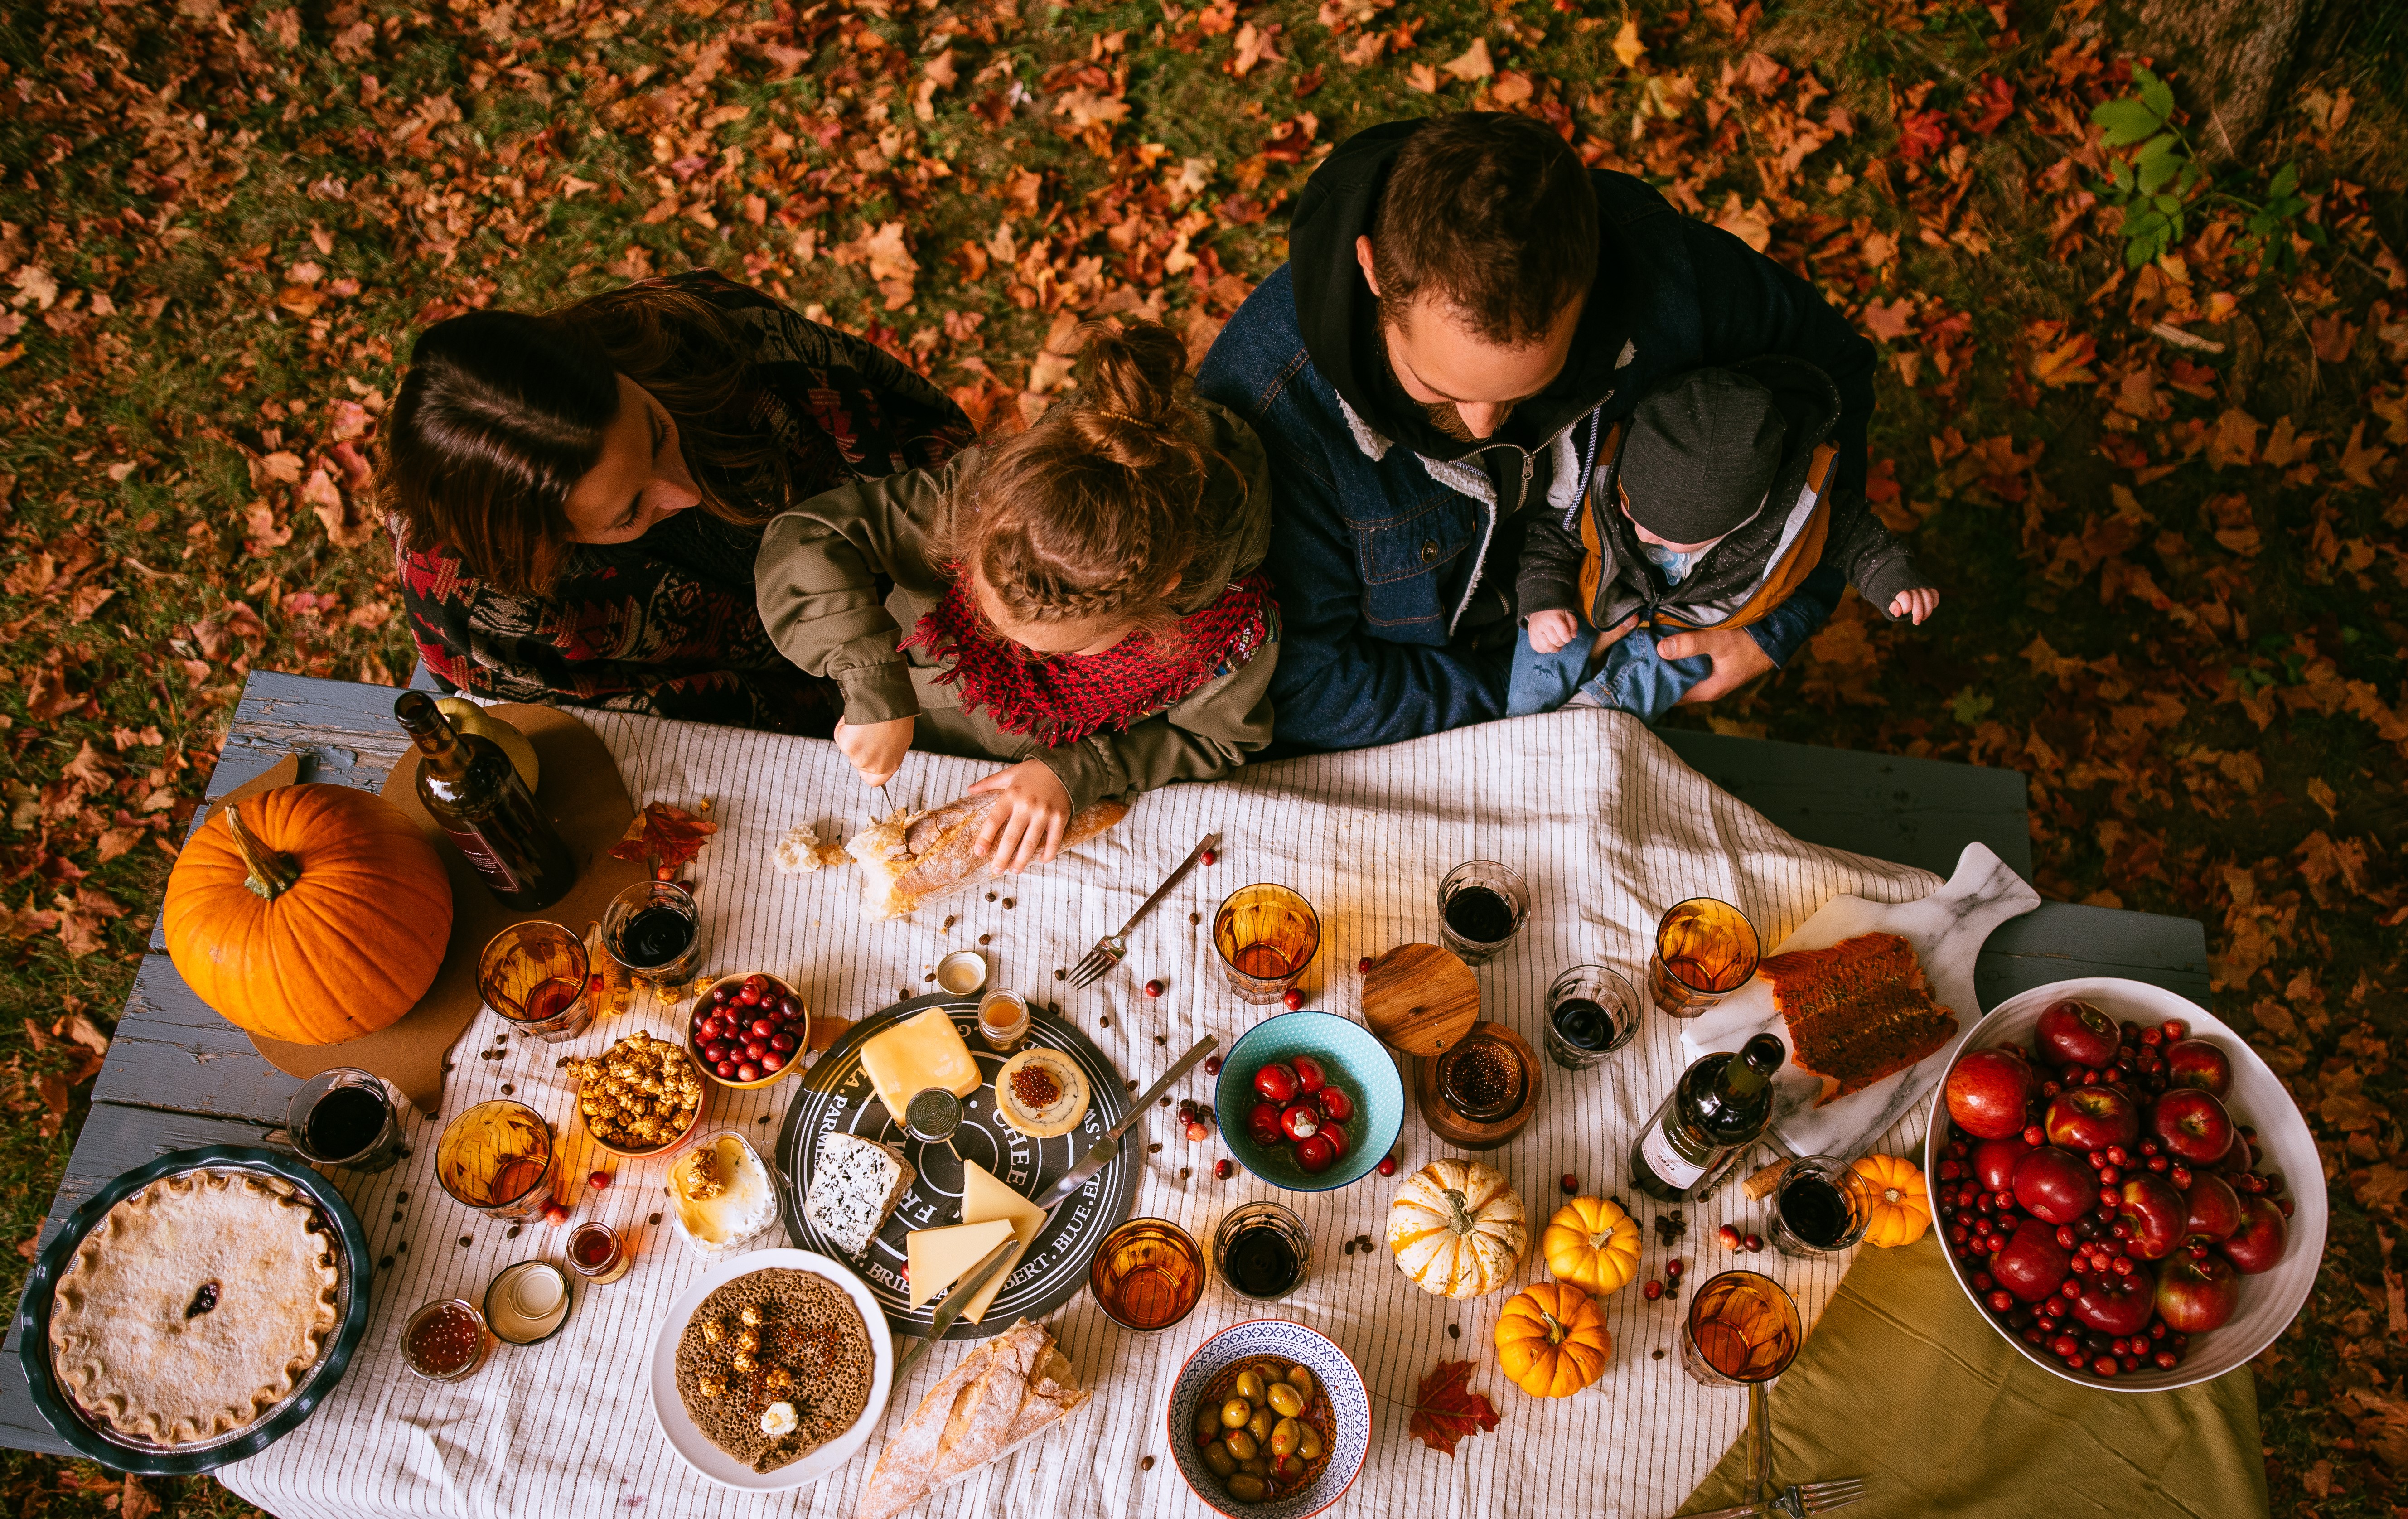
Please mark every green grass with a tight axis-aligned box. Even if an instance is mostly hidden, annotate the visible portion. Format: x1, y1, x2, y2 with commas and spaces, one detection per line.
1, 0, 2403, 1512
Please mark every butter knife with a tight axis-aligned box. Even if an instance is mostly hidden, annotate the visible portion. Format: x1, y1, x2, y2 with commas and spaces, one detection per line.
1030, 1034, 1219, 1214
889, 1235, 1018, 1385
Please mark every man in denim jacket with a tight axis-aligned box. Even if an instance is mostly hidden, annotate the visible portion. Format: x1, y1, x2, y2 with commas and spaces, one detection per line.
1196, 113, 1878, 751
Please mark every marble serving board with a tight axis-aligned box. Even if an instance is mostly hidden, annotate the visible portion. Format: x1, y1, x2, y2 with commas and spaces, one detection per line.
1678, 841, 2041, 1161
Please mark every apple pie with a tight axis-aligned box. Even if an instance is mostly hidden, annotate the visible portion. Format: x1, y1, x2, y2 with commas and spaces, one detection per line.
49, 1168, 342, 1446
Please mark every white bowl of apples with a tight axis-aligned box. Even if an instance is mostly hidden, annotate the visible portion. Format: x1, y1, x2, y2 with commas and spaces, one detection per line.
1927, 976, 2325, 1393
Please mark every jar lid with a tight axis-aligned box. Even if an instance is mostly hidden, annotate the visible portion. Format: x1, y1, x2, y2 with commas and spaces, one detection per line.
935, 951, 988, 997
485, 1260, 572, 1345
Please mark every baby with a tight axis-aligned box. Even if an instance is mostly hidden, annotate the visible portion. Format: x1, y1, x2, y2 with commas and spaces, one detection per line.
1511, 360, 1937, 721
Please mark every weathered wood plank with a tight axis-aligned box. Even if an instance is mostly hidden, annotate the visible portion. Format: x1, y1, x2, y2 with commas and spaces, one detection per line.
1975, 902, 2211, 1008
1656, 727, 2033, 880
90, 956, 298, 1124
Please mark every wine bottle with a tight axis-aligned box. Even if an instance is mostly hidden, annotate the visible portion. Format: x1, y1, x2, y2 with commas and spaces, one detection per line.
392, 692, 575, 910
1629, 1033, 1786, 1202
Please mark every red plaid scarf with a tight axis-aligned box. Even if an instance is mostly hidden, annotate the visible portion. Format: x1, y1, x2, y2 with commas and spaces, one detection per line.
899, 571, 1277, 746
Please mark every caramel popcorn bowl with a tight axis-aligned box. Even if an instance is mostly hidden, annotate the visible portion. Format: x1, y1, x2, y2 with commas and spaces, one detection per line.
569, 1030, 710, 1160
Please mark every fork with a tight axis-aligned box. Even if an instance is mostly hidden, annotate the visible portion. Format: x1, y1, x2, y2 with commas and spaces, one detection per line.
1065, 831, 1220, 988
1676, 1477, 1868, 1519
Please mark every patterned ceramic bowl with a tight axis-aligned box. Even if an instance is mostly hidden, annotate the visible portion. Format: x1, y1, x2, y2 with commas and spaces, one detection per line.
1214, 1011, 1404, 1192
1166, 1319, 1369, 1519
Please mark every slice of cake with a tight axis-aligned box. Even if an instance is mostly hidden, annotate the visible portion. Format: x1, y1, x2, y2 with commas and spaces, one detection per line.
1759, 932, 1958, 1106
802, 1133, 916, 1259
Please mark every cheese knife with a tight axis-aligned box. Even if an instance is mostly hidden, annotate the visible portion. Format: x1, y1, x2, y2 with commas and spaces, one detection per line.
1030, 1034, 1219, 1215
889, 1235, 1018, 1384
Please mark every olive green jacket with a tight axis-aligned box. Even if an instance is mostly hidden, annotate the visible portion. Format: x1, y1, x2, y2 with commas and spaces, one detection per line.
755, 400, 1276, 811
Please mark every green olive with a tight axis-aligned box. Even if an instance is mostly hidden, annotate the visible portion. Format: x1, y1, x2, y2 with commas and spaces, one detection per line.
1223, 1428, 1258, 1461
1270, 1416, 1302, 1459
1241, 1454, 1271, 1477
1219, 1397, 1251, 1430
1203, 1441, 1238, 1478
1197, 1405, 1224, 1442
1266, 1381, 1305, 1418
1247, 1407, 1275, 1442
1233, 1369, 1267, 1402
1284, 1365, 1316, 1401
1225, 1473, 1268, 1503
1297, 1423, 1325, 1461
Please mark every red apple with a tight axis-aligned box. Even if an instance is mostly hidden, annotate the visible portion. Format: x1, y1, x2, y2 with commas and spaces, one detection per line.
2036, 997, 2119, 1068
2115, 1174, 2187, 1261
2180, 1171, 2243, 1243
2161, 1038, 2232, 1098
1973, 1137, 2029, 1194
2013, 1146, 2101, 1225
2220, 1195, 2288, 1275
1946, 1047, 2035, 1140
2072, 1265, 2157, 1336
2150, 1088, 2235, 1165
2212, 1127, 2255, 1177
2045, 1087, 2140, 1152
2155, 1251, 2241, 1332
1989, 1226, 2074, 1303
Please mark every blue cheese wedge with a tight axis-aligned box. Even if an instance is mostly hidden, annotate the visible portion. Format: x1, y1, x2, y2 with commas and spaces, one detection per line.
802, 1133, 916, 1259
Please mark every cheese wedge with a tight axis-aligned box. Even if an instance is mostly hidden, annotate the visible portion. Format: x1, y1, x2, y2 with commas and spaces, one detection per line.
859, 1008, 981, 1118
957, 1161, 1048, 1324
905, 1218, 1017, 1310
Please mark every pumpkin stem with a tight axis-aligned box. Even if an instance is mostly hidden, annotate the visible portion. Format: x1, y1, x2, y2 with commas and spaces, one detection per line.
1883, 1186, 1905, 1205
1443, 1188, 1477, 1236
1541, 1309, 1567, 1346
222, 803, 300, 902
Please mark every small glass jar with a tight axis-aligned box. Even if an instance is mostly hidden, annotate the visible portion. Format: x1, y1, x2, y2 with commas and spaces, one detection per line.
402, 1298, 491, 1382
567, 1220, 633, 1284
485, 1260, 572, 1345
977, 990, 1030, 1054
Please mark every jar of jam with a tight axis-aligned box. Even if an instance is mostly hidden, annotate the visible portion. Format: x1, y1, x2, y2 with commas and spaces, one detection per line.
977, 990, 1030, 1054
568, 1220, 632, 1283
402, 1298, 489, 1382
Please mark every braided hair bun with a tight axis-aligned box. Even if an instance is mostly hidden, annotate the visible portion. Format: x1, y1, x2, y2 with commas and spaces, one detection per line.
946, 319, 1223, 648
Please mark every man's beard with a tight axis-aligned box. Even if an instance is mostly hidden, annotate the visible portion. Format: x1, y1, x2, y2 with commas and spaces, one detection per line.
1421, 398, 1511, 444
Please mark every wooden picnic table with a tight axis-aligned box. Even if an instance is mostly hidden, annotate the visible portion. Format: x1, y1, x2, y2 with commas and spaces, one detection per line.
0, 668, 2210, 1462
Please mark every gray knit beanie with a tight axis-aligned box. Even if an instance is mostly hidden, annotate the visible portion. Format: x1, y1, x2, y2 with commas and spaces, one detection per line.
1619, 369, 1788, 544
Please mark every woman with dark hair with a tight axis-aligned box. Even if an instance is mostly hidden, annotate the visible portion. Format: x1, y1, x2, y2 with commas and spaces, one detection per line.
383, 268, 971, 731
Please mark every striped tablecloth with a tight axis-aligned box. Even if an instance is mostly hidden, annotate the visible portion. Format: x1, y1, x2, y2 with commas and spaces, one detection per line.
219, 707, 1938, 1519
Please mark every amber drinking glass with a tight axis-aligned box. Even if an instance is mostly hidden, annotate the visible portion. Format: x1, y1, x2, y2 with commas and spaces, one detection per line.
1680, 1269, 1802, 1388
1089, 1218, 1207, 1331
1211, 885, 1320, 1005
477, 920, 595, 1043
1648, 898, 1761, 1018
435, 1099, 556, 1219
1436, 860, 1529, 966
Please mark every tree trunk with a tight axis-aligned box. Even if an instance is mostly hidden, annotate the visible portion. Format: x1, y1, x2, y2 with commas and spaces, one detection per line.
2123, 0, 2318, 161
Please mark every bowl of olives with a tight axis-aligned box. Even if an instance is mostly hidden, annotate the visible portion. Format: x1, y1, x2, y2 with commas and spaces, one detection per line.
1166, 1319, 1368, 1518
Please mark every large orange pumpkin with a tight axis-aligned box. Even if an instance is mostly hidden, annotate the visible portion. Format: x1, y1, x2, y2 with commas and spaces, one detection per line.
164, 784, 454, 1044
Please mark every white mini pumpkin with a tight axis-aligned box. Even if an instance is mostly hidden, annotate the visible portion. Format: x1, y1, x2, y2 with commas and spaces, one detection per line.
1386, 1158, 1528, 1298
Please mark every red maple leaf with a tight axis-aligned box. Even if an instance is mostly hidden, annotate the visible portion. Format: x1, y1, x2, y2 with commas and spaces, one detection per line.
1407, 1360, 1500, 1457
1896, 107, 1953, 166
1964, 77, 2016, 135
609, 802, 718, 871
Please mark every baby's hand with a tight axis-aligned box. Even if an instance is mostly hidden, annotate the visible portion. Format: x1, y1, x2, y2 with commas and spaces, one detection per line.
1527, 609, 1580, 654
1888, 587, 1940, 625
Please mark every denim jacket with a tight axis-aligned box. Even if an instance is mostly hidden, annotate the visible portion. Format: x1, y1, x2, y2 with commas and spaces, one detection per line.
1197, 169, 1872, 753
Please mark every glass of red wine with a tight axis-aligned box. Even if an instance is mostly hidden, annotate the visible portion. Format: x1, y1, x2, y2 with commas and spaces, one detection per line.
603, 880, 704, 996
1436, 860, 1529, 966
1542, 964, 1641, 1069
283, 1067, 406, 1172
1214, 1200, 1311, 1301
1768, 1155, 1875, 1257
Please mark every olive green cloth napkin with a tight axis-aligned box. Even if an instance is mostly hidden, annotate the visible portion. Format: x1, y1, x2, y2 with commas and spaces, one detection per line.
1677, 1235, 2268, 1519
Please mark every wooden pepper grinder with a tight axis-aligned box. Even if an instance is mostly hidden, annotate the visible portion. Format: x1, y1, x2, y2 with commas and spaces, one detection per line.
1362, 945, 1542, 1151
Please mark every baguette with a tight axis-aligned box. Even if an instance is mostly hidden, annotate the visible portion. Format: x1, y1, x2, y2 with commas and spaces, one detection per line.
853, 1319, 1089, 1519
845, 794, 1130, 920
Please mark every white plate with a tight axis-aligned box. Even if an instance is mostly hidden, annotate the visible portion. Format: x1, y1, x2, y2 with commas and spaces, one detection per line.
647, 1247, 893, 1490
1925, 977, 2328, 1393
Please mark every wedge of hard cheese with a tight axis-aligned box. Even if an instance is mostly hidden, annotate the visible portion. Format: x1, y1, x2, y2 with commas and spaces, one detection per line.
853, 1319, 1089, 1519
957, 1160, 1047, 1324
904, 1218, 1016, 1310
858, 1008, 981, 1118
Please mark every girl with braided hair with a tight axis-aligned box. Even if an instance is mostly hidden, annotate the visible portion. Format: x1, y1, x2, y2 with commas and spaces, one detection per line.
756, 319, 1278, 872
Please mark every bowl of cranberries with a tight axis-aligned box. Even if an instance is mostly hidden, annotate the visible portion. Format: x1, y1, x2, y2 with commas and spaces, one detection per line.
687, 971, 812, 1089
1928, 976, 2326, 1393
1213, 1011, 1404, 1193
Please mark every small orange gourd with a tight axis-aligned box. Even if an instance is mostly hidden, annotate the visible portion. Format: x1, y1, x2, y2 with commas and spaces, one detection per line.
164, 784, 453, 1045
1494, 1281, 1611, 1398
1541, 1195, 1642, 1297
1853, 1153, 1932, 1248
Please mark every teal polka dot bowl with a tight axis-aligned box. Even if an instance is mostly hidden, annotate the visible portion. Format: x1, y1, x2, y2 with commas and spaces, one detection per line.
1214, 1012, 1403, 1193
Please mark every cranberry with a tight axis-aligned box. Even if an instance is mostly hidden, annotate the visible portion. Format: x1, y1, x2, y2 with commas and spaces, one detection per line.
2138, 1026, 2163, 1047
1947, 1140, 1969, 1160
2148, 1155, 2171, 1173
1214, 1158, 1233, 1180
1200, 848, 1218, 866
1316, 1085, 1355, 1123
542, 1202, 569, 1225
1642, 1280, 1664, 1301
1203, 1056, 1223, 1077
1987, 1289, 2016, 1313
736, 1061, 762, 1081
1184, 1119, 1209, 1141
770, 1031, 798, 1053
2099, 1166, 2121, 1185
1377, 1154, 1398, 1177
715, 1059, 738, 1079
759, 1052, 786, 1073
1666, 1258, 1685, 1280
2055, 1225, 2078, 1249
738, 985, 761, 1006
588, 1170, 609, 1190
1253, 1064, 1299, 1103
2150, 1321, 2167, 1340
1973, 1271, 1995, 1292
2277, 1196, 2295, 1218
1939, 1160, 1963, 1181
748, 1017, 775, 1039
2160, 1018, 2186, 1041
1561, 1172, 1579, 1194
2041, 1080, 2062, 1098
696, 1017, 720, 1041
777, 996, 801, 1018
744, 1041, 768, 1061
1145, 979, 1164, 998
2168, 1163, 2191, 1189
2092, 1356, 2118, 1378
2087, 1150, 2108, 1170
704, 1041, 732, 1063
2153, 1349, 2179, 1371
2099, 1185, 2119, 1210
2140, 1139, 2161, 1156
1719, 1224, 1742, 1249
2051, 1334, 2080, 1359
1291, 1055, 1327, 1094
1281, 988, 1306, 1010
2120, 1354, 2142, 1373
2023, 1125, 2046, 1148
1358, 957, 1373, 973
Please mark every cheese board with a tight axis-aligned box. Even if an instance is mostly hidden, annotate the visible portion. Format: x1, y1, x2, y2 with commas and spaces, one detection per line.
776, 994, 1137, 1338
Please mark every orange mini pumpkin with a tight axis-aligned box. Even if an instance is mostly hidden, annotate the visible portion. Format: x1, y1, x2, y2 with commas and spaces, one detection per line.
1853, 1153, 1933, 1248
164, 784, 453, 1045
1494, 1281, 1611, 1398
